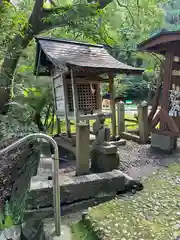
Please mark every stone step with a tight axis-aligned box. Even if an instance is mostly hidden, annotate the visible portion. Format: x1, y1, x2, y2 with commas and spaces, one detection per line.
24, 195, 116, 221
110, 139, 126, 146
26, 170, 143, 210
37, 156, 53, 176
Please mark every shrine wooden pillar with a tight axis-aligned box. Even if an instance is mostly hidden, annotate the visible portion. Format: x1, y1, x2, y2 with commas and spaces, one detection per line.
160, 51, 174, 130
71, 69, 79, 123
109, 74, 116, 139
63, 74, 71, 137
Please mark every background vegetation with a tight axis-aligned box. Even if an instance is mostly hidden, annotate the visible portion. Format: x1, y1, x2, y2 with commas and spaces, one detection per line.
0, 0, 180, 230
0, 0, 179, 134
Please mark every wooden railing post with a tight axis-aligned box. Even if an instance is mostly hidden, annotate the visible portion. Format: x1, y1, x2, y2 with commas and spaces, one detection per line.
117, 101, 125, 136
138, 101, 149, 144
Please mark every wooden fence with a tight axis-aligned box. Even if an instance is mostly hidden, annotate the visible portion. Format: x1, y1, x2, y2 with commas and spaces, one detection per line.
117, 101, 150, 144
52, 101, 150, 144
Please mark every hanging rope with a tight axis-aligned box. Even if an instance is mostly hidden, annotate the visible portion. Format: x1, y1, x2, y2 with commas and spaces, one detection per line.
90, 83, 95, 95
90, 83, 96, 115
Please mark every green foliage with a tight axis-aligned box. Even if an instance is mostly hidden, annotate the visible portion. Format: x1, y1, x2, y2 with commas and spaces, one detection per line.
118, 75, 149, 100
0, 1, 28, 58
163, 0, 180, 30
0, 111, 39, 141
72, 221, 98, 240
0, 0, 169, 124
0, 200, 14, 230
48, 0, 166, 100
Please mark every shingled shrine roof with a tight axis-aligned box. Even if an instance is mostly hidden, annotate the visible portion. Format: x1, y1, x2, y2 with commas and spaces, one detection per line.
34, 37, 143, 76
138, 30, 180, 55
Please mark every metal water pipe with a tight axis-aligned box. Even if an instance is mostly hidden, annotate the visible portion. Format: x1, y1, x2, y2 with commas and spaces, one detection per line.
0, 133, 61, 236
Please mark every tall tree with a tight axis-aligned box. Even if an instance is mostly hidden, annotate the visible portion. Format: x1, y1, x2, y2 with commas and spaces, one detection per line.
0, 0, 167, 119
0, 0, 113, 114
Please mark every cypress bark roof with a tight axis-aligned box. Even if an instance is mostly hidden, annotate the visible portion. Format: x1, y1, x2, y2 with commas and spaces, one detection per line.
34, 37, 143, 75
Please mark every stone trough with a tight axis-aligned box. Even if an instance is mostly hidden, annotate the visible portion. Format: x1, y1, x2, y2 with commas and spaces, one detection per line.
25, 168, 143, 219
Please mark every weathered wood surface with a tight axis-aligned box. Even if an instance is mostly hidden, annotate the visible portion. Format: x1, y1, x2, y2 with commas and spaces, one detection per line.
160, 52, 173, 130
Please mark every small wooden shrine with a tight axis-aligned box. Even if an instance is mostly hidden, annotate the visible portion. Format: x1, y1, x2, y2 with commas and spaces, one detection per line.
138, 31, 180, 138
34, 36, 143, 142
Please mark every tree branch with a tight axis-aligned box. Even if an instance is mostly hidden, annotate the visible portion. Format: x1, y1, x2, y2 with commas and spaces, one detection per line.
28, 0, 44, 33
137, 0, 140, 17
88, 0, 113, 8
29, 0, 113, 33
116, 0, 134, 25
150, 53, 163, 65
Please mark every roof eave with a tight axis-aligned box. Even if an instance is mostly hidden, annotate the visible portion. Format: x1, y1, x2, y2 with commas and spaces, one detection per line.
34, 36, 103, 48
33, 41, 41, 76
138, 30, 180, 53
67, 64, 144, 75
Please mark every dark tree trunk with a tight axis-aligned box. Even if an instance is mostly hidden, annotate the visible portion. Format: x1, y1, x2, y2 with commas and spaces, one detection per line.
34, 112, 45, 131
0, 30, 34, 114
147, 89, 151, 105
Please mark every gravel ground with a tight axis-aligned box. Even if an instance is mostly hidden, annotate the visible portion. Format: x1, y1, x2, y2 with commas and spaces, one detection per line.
58, 140, 180, 179
118, 140, 180, 179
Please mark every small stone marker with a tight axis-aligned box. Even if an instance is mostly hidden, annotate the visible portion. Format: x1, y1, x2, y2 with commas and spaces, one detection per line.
138, 101, 149, 144
117, 101, 125, 135
76, 123, 90, 176
151, 133, 177, 153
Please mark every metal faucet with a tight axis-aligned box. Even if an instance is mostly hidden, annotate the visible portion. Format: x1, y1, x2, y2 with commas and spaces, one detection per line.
0, 133, 61, 236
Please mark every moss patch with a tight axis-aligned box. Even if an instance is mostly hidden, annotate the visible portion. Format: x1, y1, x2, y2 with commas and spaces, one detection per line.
71, 221, 98, 240
86, 164, 180, 240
